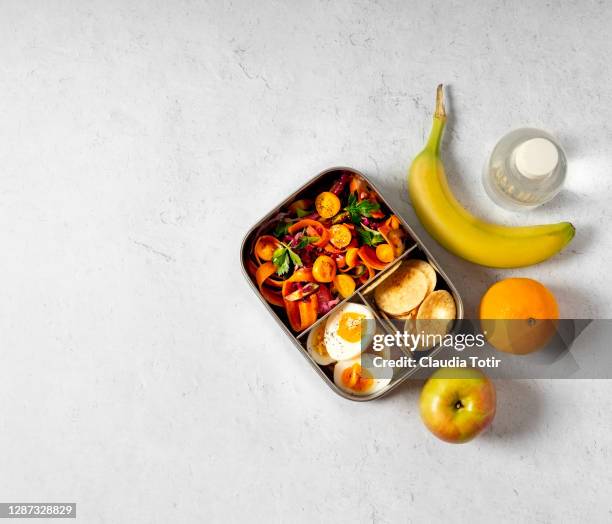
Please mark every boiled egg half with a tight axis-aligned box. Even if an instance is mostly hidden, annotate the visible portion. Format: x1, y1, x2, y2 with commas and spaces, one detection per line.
323, 303, 375, 361
333, 354, 392, 396
307, 320, 336, 366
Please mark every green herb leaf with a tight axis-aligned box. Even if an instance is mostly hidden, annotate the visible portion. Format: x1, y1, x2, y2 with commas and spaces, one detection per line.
272, 221, 289, 238
295, 207, 312, 218
357, 225, 385, 247
295, 235, 318, 250
272, 247, 291, 275
288, 249, 302, 268
332, 210, 349, 224
271, 243, 303, 276
344, 193, 380, 223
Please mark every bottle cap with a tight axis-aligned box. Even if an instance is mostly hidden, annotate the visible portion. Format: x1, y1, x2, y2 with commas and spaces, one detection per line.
514, 137, 559, 179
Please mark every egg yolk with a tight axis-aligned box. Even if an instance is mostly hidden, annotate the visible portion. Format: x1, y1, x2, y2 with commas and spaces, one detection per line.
313, 326, 329, 357
337, 312, 365, 343
341, 363, 374, 393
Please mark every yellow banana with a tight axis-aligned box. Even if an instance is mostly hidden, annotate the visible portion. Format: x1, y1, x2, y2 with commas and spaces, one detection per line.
408, 85, 575, 268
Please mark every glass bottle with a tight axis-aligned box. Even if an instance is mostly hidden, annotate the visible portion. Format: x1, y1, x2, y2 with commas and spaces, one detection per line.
483, 128, 567, 211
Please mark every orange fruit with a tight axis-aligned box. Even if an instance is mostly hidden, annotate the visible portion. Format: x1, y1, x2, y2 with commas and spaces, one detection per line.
479, 278, 559, 355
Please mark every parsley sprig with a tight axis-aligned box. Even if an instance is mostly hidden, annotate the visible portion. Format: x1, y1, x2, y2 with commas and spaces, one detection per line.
273, 221, 290, 238
344, 193, 380, 224
295, 235, 318, 249
357, 224, 385, 247
272, 243, 302, 276
271, 236, 317, 276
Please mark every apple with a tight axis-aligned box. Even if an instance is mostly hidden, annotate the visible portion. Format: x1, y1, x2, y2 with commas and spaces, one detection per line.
419, 368, 496, 443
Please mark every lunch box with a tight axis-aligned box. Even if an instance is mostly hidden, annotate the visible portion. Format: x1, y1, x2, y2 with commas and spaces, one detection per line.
240, 167, 464, 401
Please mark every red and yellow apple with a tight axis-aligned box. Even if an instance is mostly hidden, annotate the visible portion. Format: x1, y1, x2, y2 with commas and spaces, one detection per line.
419, 368, 496, 443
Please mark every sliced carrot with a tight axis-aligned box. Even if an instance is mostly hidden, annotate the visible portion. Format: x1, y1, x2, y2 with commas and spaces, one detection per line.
305, 225, 318, 237
333, 274, 356, 298
349, 177, 368, 195
288, 219, 320, 233
255, 262, 284, 307
312, 255, 336, 283
265, 276, 284, 288
254, 235, 281, 262
386, 215, 401, 230
357, 245, 388, 271
282, 279, 318, 331
283, 298, 302, 330
256, 262, 278, 290
324, 243, 344, 254
246, 258, 258, 277
298, 296, 318, 330
315, 191, 341, 218
378, 217, 406, 257
329, 224, 352, 249
289, 267, 314, 282
387, 229, 406, 257
261, 287, 285, 307
288, 219, 329, 247
250, 256, 284, 288
376, 243, 395, 263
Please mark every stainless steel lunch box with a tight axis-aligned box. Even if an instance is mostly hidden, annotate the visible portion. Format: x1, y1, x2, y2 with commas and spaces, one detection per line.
240, 167, 464, 401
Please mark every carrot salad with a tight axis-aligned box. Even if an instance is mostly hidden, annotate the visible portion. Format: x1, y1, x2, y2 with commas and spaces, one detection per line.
247, 174, 407, 332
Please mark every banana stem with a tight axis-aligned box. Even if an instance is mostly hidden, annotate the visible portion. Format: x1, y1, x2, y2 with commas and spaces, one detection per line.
425, 84, 446, 155
434, 84, 446, 119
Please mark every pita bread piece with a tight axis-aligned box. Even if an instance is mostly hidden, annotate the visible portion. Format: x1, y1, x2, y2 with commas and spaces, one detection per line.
374, 264, 428, 316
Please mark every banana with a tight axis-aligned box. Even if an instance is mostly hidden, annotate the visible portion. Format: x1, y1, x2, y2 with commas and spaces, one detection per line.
408, 85, 575, 268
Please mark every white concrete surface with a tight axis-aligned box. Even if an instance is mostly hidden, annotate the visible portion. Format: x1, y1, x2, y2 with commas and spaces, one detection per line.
1, 1, 611, 522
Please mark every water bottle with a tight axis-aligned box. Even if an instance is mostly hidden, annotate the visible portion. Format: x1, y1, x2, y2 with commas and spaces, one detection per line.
483, 128, 567, 211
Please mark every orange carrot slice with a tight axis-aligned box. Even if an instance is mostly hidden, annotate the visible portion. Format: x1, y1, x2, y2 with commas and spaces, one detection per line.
357, 246, 388, 271
254, 235, 281, 262
289, 267, 314, 282
298, 297, 318, 330
256, 262, 278, 289
378, 215, 406, 257
288, 219, 329, 247
282, 278, 318, 331
261, 287, 285, 307
386, 215, 401, 230
324, 243, 344, 254
349, 177, 368, 195
255, 262, 284, 307
246, 258, 259, 277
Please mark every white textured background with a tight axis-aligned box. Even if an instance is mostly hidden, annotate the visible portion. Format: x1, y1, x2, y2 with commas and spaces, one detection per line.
1, 1, 611, 522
